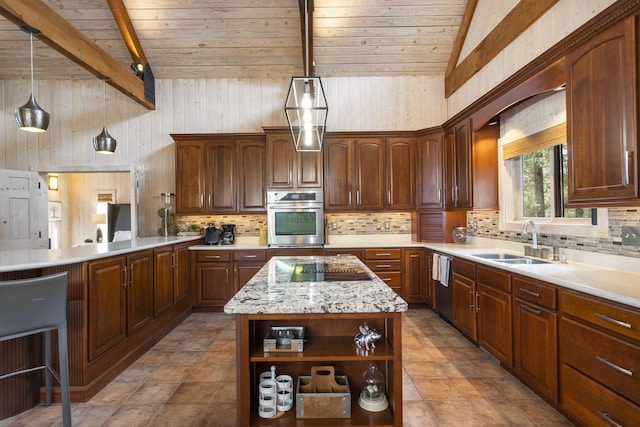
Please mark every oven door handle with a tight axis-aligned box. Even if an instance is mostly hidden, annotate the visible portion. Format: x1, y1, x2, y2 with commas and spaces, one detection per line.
268, 205, 324, 210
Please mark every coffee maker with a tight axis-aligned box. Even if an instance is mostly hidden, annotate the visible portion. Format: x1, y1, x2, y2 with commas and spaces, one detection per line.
220, 224, 236, 245
202, 224, 220, 245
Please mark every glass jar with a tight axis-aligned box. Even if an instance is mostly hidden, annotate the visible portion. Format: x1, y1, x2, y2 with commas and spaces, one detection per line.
452, 226, 468, 244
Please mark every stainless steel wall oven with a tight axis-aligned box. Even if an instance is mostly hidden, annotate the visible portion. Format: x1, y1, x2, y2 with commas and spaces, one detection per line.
266, 189, 324, 247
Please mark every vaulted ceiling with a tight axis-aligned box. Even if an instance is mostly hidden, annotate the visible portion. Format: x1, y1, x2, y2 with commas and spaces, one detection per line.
0, 0, 468, 82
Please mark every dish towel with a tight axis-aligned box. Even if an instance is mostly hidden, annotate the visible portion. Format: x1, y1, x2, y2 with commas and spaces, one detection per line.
432, 253, 441, 282
439, 255, 452, 287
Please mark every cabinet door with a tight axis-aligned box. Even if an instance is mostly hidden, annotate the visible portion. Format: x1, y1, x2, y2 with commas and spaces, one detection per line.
237, 140, 266, 211
127, 250, 154, 335
324, 139, 354, 210
297, 151, 323, 188
234, 262, 264, 295
207, 142, 236, 212
566, 18, 638, 204
454, 120, 473, 209
404, 248, 427, 304
173, 242, 191, 304
452, 272, 477, 340
153, 246, 174, 317
88, 256, 127, 360
417, 133, 444, 209
444, 130, 456, 209
514, 299, 557, 401
354, 139, 384, 210
266, 133, 294, 189
175, 141, 206, 213
477, 284, 513, 367
196, 263, 230, 306
386, 138, 415, 209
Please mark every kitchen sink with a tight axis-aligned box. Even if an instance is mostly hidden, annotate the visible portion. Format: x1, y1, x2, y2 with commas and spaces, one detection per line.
470, 253, 523, 260
470, 253, 551, 265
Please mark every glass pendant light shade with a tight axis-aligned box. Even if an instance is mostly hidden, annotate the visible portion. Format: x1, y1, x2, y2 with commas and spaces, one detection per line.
93, 77, 116, 154
284, 76, 328, 152
15, 30, 49, 132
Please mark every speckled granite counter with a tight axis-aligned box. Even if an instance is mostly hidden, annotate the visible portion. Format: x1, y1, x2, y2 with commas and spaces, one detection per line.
224, 255, 408, 314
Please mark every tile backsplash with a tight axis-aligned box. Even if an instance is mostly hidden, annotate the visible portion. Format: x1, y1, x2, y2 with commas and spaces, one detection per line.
468, 208, 640, 258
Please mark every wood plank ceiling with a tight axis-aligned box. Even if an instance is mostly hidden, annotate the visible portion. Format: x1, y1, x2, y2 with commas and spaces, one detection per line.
0, 0, 468, 81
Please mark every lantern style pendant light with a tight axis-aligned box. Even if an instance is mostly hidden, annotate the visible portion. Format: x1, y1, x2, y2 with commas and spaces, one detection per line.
15, 27, 50, 133
93, 77, 117, 154
284, 0, 328, 152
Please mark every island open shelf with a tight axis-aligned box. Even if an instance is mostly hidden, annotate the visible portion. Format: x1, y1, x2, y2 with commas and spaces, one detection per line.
235, 312, 403, 427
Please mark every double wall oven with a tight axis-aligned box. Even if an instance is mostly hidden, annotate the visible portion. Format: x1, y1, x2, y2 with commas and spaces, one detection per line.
266, 189, 324, 247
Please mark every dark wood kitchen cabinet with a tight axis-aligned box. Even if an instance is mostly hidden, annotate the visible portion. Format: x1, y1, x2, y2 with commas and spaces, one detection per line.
444, 118, 472, 210
513, 275, 558, 402
476, 266, 512, 367
324, 137, 384, 210
173, 134, 266, 214
153, 241, 192, 318
88, 250, 154, 361
566, 17, 640, 206
365, 248, 403, 296
404, 247, 431, 306
265, 127, 323, 189
559, 290, 640, 425
416, 130, 444, 209
232, 250, 267, 294
386, 137, 416, 210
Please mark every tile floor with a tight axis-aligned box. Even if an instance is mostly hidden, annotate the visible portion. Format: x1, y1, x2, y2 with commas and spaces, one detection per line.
1, 309, 574, 426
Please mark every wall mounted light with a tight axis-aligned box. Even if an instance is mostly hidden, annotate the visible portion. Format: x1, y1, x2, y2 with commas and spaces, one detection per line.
284, 0, 328, 152
15, 26, 50, 133
93, 76, 117, 154
48, 174, 58, 191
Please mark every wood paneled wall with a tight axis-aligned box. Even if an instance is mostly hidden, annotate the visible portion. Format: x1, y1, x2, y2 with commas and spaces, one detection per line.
0, 76, 445, 237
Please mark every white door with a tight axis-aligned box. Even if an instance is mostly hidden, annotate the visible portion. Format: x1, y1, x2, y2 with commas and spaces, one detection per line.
0, 169, 47, 250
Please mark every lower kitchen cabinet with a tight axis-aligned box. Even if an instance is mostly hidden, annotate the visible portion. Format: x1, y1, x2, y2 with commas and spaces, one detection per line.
476, 266, 512, 367
559, 290, 640, 425
324, 248, 365, 261
154, 242, 192, 317
404, 248, 430, 306
452, 258, 477, 340
513, 275, 558, 402
365, 248, 403, 297
193, 249, 268, 308
126, 250, 154, 335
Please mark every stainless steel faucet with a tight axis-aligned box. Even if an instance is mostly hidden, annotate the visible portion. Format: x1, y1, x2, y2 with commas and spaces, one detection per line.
522, 220, 538, 249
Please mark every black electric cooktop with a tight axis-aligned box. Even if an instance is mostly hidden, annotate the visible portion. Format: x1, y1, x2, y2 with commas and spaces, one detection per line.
290, 262, 372, 282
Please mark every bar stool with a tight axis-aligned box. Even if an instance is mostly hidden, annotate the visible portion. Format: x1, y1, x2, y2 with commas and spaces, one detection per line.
0, 272, 71, 427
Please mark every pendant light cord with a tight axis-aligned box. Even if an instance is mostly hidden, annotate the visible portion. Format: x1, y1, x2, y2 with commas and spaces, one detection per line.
29, 32, 35, 95
103, 79, 107, 127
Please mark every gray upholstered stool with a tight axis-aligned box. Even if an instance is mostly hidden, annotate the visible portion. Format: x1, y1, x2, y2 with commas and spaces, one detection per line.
0, 272, 71, 427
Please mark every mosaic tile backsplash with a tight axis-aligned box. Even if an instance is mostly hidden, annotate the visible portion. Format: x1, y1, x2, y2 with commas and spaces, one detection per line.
468, 208, 640, 259
177, 208, 640, 259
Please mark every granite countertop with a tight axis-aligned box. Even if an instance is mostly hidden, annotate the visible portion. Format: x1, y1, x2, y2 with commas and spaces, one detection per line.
0, 236, 201, 273
223, 255, 409, 314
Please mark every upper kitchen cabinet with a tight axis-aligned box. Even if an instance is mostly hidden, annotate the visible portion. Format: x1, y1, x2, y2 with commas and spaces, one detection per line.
472, 123, 499, 210
416, 130, 444, 209
566, 17, 639, 206
173, 134, 266, 214
445, 118, 473, 210
324, 134, 415, 212
386, 137, 416, 210
265, 128, 323, 190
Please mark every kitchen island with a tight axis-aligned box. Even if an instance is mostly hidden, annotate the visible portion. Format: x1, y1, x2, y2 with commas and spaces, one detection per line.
224, 255, 407, 427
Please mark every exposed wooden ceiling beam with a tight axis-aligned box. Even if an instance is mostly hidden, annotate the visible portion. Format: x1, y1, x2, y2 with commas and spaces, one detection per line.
107, 0, 147, 72
0, 0, 155, 110
445, 0, 560, 98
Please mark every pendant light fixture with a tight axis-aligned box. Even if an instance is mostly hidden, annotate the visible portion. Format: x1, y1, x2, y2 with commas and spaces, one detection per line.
93, 77, 117, 154
284, 0, 328, 152
15, 26, 50, 133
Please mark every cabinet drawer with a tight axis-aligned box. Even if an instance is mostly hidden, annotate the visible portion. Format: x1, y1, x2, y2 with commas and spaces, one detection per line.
365, 260, 401, 272
477, 266, 511, 292
375, 271, 402, 288
561, 364, 640, 427
364, 248, 402, 260
513, 276, 556, 310
233, 250, 267, 262
560, 290, 640, 342
560, 316, 640, 404
452, 257, 475, 280
195, 251, 230, 262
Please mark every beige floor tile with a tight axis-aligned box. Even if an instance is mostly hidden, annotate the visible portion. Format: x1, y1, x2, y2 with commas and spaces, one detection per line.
469, 398, 537, 426
402, 400, 439, 426
86, 383, 141, 406
64, 406, 118, 427
147, 365, 192, 383
0, 405, 63, 427
402, 378, 423, 401
124, 383, 179, 405
165, 351, 206, 366
414, 378, 465, 400
513, 399, 575, 426
183, 364, 228, 383
450, 378, 507, 399
166, 383, 218, 405
426, 399, 493, 426
101, 405, 160, 427
133, 351, 173, 367
403, 360, 448, 379
112, 365, 157, 384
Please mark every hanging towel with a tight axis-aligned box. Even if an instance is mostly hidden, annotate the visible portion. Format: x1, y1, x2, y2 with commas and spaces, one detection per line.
432, 253, 441, 282
439, 255, 452, 287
